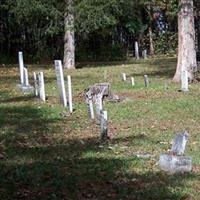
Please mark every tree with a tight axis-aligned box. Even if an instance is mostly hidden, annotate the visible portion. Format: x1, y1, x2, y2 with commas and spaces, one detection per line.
64, 0, 75, 69
173, 0, 197, 82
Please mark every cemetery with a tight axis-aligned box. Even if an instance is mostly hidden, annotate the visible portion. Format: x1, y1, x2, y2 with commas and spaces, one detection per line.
0, 0, 200, 200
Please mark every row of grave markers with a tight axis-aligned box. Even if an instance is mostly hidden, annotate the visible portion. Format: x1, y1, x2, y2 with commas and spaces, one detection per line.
18, 52, 73, 113
121, 71, 189, 91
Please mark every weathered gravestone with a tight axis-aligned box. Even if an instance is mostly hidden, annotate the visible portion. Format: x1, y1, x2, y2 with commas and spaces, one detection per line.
181, 70, 189, 92
121, 73, 127, 81
159, 131, 192, 173
135, 41, 139, 60
95, 93, 103, 124
144, 75, 149, 87
38, 72, 46, 101
87, 97, 95, 120
33, 72, 39, 97
142, 50, 147, 59
17, 52, 34, 93
131, 77, 135, 86
100, 110, 108, 140
54, 60, 67, 107
67, 75, 73, 113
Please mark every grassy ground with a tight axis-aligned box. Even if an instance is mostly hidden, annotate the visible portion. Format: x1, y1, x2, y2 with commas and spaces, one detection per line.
0, 57, 200, 200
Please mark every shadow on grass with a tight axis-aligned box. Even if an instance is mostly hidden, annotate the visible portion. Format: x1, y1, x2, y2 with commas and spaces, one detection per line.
0, 104, 195, 200
0, 96, 33, 103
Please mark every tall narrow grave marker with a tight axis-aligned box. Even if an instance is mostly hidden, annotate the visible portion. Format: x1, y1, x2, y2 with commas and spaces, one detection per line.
67, 75, 73, 113
135, 41, 139, 60
54, 60, 67, 107
38, 72, 46, 101
181, 70, 189, 92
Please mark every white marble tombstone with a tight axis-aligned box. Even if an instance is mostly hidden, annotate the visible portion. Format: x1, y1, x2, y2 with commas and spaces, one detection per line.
88, 98, 95, 120
142, 50, 147, 59
131, 77, 135, 86
181, 70, 189, 92
67, 75, 73, 113
18, 52, 24, 85
100, 110, 108, 140
54, 60, 67, 107
135, 41, 139, 60
38, 72, 46, 101
121, 73, 126, 81
95, 94, 103, 124
33, 72, 39, 96
144, 75, 149, 87
23, 67, 29, 86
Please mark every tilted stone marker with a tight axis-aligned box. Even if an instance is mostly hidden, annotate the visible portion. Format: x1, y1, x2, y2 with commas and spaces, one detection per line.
131, 77, 135, 86
67, 75, 73, 113
181, 70, 189, 92
159, 130, 192, 173
33, 72, 39, 97
38, 72, 46, 101
144, 75, 149, 87
121, 73, 127, 81
100, 110, 108, 140
54, 60, 67, 107
135, 41, 139, 59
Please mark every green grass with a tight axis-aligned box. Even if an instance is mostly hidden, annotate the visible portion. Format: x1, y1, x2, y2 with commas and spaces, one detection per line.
0, 57, 200, 199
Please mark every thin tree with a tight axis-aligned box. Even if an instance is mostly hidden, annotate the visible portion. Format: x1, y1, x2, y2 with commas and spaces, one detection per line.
173, 0, 197, 82
64, 0, 75, 69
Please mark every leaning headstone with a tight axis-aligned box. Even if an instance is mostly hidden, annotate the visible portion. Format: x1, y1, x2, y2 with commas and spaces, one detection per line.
33, 72, 39, 97
67, 75, 73, 113
181, 70, 189, 92
144, 75, 149, 87
135, 41, 139, 60
121, 73, 126, 81
171, 131, 189, 155
159, 131, 192, 173
38, 72, 46, 101
85, 82, 112, 103
54, 60, 67, 107
131, 77, 135, 86
100, 110, 108, 140
142, 50, 147, 59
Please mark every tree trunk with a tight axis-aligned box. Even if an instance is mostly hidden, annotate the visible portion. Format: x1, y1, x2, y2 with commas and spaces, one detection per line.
173, 0, 197, 82
149, 27, 155, 55
63, 0, 75, 69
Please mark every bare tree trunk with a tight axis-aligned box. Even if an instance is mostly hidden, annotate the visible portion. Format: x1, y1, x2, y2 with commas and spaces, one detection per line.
149, 27, 155, 55
63, 0, 75, 69
173, 0, 197, 82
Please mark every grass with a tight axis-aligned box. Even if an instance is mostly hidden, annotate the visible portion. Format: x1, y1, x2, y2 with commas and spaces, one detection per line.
0, 57, 200, 199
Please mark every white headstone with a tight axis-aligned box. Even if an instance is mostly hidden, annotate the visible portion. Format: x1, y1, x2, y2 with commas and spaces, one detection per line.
95, 94, 103, 123
135, 41, 139, 60
100, 110, 108, 140
38, 72, 45, 101
67, 75, 73, 113
142, 50, 147, 59
121, 73, 126, 81
144, 75, 149, 87
88, 98, 95, 120
23, 67, 29, 86
54, 60, 67, 107
131, 77, 135, 86
33, 72, 38, 96
18, 52, 24, 85
181, 70, 189, 92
